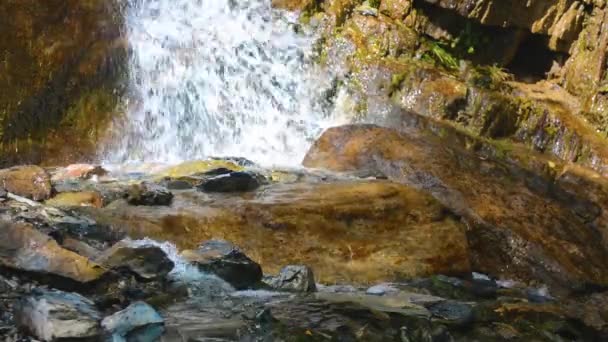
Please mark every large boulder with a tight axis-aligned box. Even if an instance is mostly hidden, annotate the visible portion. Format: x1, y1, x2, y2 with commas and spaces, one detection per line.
303, 124, 608, 292
0, 165, 52, 201
181, 240, 263, 290
14, 289, 102, 341
96, 241, 174, 280
0, 221, 106, 284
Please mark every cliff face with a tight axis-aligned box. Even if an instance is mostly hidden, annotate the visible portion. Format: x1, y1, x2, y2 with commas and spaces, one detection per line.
273, 0, 608, 175
0, 0, 127, 166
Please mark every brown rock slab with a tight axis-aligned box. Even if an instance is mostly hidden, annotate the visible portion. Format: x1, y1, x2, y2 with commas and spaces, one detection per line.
0, 165, 52, 201
46, 191, 104, 208
0, 221, 106, 284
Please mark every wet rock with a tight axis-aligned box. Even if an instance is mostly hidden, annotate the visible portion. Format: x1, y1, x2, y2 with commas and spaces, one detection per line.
0, 220, 106, 284
14, 289, 102, 341
0, 165, 52, 201
96, 241, 174, 280
197, 172, 261, 193
181, 240, 262, 289
102, 302, 164, 341
91, 180, 471, 284
125, 182, 173, 206
267, 265, 316, 293
164, 179, 193, 190
51, 164, 108, 182
46, 191, 104, 208
156, 160, 243, 179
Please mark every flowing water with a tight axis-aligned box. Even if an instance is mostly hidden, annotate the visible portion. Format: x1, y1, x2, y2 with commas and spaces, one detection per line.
110, 0, 338, 167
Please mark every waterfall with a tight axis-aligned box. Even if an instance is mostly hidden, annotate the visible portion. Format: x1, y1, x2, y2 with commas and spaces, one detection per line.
110, 0, 337, 167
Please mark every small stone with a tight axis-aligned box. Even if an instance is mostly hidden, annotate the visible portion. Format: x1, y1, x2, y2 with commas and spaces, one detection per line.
96, 241, 175, 280
102, 302, 164, 341
181, 240, 262, 290
198, 172, 261, 193
125, 182, 173, 206
268, 265, 317, 292
14, 288, 102, 341
0, 165, 52, 201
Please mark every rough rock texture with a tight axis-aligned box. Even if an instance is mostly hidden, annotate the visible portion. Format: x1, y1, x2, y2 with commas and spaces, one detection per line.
0, 221, 106, 284
0, 165, 52, 201
102, 302, 165, 341
14, 289, 102, 341
304, 124, 608, 292
0, 0, 126, 166
181, 240, 263, 290
267, 265, 317, 292
125, 183, 173, 206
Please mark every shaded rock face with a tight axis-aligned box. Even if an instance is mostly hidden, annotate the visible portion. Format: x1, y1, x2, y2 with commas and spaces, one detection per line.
182, 240, 263, 290
0, 221, 106, 285
0, 0, 126, 166
0, 165, 52, 201
420, 0, 587, 52
14, 289, 102, 341
303, 124, 608, 292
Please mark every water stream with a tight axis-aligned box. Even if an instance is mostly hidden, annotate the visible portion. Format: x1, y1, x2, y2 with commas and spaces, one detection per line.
110, 0, 338, 167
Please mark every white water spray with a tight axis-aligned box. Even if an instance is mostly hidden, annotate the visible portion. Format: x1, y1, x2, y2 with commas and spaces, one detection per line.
111, 0, 336, 166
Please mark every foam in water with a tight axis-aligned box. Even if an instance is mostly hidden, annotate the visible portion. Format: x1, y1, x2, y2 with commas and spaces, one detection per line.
111, 0, 336, 167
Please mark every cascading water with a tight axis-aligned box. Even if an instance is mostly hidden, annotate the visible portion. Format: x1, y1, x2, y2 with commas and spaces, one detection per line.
110, 0, 337, 166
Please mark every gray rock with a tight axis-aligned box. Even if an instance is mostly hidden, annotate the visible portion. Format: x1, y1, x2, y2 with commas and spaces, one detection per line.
267, 265, 316, 293
14, 289, 102, 341
181, 240, 262, 290
366, 283, 399, 296
125, 183, 173, 206
96, 241, 175, 280
102, 302, 164, 342
197, 172, 261, 193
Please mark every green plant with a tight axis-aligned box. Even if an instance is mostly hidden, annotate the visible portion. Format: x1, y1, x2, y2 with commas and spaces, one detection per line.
423, 41, 459, 70
469, 64, 513, 90
451, 22, 489, 56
